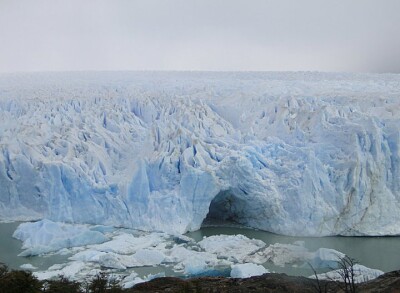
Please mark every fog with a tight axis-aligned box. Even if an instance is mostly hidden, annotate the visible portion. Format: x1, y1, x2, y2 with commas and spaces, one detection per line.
0, 0, 399, 72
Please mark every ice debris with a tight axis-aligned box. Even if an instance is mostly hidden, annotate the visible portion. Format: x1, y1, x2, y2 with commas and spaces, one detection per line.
13, 219, 108, 256
230, 263, 269, 278
13, 220, 385, 285
310, 264, 384, 283
20, 264, 38, 270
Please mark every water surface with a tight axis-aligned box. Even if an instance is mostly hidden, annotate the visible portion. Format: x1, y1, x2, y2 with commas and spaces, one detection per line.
1, 222, 399, 278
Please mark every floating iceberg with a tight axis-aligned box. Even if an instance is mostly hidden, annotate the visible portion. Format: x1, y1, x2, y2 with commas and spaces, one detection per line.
1, 72, 400, 236
34, 261, 87, 281
310, 264, 384, 283
248, 242, 312, 267
20, 263, 38, 270
198, 234, 265, 263
230, 263, 269, 278
308, 248, 346, 269
12, 219, 384, 284
13, 219, 108, 256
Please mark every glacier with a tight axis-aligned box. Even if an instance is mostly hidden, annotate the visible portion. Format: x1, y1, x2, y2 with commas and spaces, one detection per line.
1, 71, 400, 236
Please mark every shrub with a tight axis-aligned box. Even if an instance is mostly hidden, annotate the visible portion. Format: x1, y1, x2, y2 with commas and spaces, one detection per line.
0, 264, 42, 293
43, 275, 83, 293
85, 272, 123, 293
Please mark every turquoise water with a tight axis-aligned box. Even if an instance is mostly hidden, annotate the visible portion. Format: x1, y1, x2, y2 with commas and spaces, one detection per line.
1, 222, 400, 277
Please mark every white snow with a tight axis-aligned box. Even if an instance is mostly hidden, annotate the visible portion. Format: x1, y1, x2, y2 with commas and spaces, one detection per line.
88, 232, 167, 255
69, 249, 108, 262
183, 257, 209, 275
198, 234, 266, 262
243, 242, 348, 269
11, 219, 387, 285
121, 272, 141, 289
311, 264, 384, 283
98, 253, 127, 269
13, 219, 108, 256
165, 245, 226, 274
34, 261, 87, 281
132, 249, 165, 266
20, 263, 37, 270
1, 72, 400, 237
308, 248, 346, 269
247, 242, 312, 266
230, 263, 269, 278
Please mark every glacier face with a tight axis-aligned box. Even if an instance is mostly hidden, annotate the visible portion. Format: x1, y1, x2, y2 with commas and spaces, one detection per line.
0, 71, 400, 236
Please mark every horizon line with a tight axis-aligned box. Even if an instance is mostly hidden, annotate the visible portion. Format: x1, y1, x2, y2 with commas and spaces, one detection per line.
0, 69, 399, 75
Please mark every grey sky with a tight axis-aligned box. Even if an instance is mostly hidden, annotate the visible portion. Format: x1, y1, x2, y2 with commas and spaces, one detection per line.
1, 0, 400, 73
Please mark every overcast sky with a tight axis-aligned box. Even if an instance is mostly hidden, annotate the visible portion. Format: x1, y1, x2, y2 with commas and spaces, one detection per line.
1, 0, 400, 73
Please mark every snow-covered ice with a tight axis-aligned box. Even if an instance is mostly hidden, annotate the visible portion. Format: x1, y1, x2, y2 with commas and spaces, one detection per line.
13, 219, 108, 256
308, 248, 346, 269
11, 219, 386, 285
230, 263, 269, 278
120, 272, 166, 289
11, 221, 270, 281
87, 232, 167, 255
248, 242, 312, 267
1, 72, 400, 236
198, 234, 265, 262
34, 261, 87, 281
310, 264, 384, 283
243, 242, 350, 269
20, 263, 38, 270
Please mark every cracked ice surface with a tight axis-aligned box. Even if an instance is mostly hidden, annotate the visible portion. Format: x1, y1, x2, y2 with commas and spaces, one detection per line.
1, 72, 400, 236
310, 264, 384, 284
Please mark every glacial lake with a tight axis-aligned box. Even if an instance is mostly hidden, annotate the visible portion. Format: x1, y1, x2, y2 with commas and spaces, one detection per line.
1, 221, 400, 278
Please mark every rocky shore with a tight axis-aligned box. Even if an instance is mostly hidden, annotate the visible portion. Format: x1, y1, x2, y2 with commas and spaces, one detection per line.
131, 271, 400, 292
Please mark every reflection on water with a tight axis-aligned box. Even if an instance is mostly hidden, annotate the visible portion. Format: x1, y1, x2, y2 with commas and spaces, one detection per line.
1, 221, 400, 278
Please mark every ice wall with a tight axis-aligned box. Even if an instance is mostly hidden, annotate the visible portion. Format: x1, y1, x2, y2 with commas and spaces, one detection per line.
1, 72, 400, 236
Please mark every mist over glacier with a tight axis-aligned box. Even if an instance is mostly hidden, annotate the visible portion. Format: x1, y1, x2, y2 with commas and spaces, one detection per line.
0, 71, 399, 236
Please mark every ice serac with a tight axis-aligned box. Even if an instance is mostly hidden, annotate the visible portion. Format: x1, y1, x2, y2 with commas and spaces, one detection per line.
1, 71, 400, 236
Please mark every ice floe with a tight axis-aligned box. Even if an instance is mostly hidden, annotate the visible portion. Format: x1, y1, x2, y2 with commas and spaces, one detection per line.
20, 263, 38, 270
311, 264, 384, 283
13, 219, 108, 256
230, 263, 269, 278
198, 234, 266, 263
12, 220, 387, 286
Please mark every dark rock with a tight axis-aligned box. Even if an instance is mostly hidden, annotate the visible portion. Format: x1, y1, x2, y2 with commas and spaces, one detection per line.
128, 271, 400, 293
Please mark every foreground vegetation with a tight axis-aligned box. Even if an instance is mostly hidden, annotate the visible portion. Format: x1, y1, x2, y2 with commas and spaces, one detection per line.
0, 263, 122, 293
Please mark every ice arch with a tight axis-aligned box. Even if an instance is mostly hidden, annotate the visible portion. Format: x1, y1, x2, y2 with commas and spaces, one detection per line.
203, 189, 253, 227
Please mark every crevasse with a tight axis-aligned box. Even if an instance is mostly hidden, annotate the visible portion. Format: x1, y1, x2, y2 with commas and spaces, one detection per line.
1, 71, 400, 236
